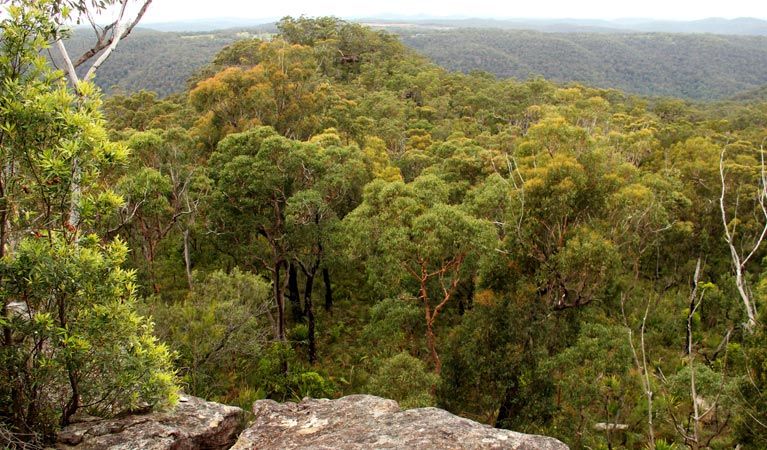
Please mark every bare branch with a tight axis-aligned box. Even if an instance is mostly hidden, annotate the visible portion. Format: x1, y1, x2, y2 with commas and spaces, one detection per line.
54, 39, 80, 85
56, 1, 154, 83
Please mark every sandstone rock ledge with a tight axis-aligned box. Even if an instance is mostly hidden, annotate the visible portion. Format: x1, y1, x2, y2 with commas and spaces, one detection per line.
232, 394, 569, 450
56, 395, 246, 450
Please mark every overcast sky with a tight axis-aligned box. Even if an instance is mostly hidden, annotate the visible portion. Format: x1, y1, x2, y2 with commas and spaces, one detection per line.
139, 0, 767, 23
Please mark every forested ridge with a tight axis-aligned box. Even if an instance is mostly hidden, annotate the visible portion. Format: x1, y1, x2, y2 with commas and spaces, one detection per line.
399, 28, 767, 100
59, 22, 767, 101
5, 7, 767, 450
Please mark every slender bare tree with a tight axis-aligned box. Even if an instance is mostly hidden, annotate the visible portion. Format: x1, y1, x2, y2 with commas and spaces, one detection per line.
47, 1, 153, 228
719, 140, 767, 331
622, 292, 656, 450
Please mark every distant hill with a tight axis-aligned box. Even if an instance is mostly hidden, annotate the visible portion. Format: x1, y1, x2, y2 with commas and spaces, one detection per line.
60, 18, 767, 101
610, 17, 767, 35
140, 19, 280, 33
381, 17, 767, 35
398, 28, 767, 100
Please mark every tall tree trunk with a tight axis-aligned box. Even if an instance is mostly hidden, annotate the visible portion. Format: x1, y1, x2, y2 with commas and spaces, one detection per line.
323, 267, 333, 312
495, 385, 520, 428
183, 228, 193, 290
273, 260, 286, 342
149, 255, 160, 295
288, 262, 303, 321
273, 259, 288, 373
425, 315, 440, 374
420, 280, 441, 374
304, 272, 316, 364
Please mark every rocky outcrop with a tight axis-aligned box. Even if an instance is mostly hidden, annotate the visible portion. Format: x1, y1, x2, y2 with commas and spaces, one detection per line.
232, 394, 569, 450
56, 395, 246, 450
56, 394, 568, 450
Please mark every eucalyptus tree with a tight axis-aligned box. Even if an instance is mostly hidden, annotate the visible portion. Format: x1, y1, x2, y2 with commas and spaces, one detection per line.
285, 131, 370, 362
207, 127, 307, 342
111, 128, 201, 294
343, 176, 494, 374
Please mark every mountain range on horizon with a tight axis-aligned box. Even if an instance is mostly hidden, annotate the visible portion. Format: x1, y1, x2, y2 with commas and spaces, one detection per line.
137, 15, 767, 35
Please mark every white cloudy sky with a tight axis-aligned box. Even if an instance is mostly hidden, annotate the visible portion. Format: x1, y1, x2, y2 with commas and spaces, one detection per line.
139, 0, 766, 23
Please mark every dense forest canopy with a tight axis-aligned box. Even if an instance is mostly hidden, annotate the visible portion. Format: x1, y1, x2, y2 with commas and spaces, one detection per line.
5, 6, 767, 450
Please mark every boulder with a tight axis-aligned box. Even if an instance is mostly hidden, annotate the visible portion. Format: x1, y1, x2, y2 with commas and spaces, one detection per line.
232, 394, 569, 450
56, 395, 246, 450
